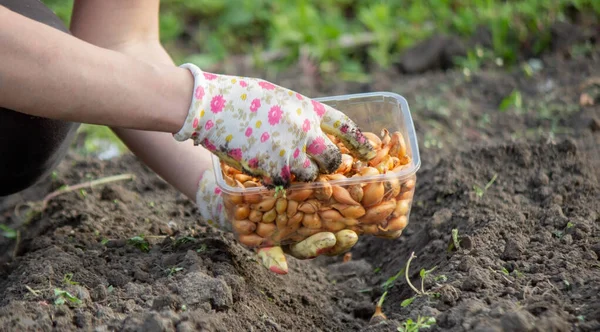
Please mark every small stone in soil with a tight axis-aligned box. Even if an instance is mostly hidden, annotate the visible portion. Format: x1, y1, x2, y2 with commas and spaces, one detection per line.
589, 117, 600, 131
431, 208, 453, 228
177, 271, 233, 310
501, 238, 525, 261
152, 294, 183, 311
92, 284, 108, 301
141, 312, 176, 332
500, 310, 535, 332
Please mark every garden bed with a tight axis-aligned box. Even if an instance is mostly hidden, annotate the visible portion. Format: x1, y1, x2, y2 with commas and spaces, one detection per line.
0, 40, 599, 332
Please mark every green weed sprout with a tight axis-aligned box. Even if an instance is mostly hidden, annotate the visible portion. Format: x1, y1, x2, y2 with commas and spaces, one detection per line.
167, 267, 184, 277
128, 235, 150, 252
473, 173, 498, 197
400, 252, 443, 308
0, 224, 17, 239
62, 273, 79, 286
397, 316, 436, 332
54, 288, 82, 306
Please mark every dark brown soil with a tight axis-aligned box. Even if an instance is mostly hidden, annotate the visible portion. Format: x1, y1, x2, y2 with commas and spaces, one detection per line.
1, 39, 599, 331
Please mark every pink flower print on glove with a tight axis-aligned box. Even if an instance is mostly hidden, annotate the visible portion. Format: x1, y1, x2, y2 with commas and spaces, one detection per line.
195, 86, 205, 100
258, 81, 276, 90
302, 119, 311, 132
210, 95, 226, 113
260, 132, 270, 143
311, 100, 326, 118
174, 63, 376, 188
229, 148, 243, 161
268, 106, 283, 126
307, 137, 327, 155
250, 99, 261, 112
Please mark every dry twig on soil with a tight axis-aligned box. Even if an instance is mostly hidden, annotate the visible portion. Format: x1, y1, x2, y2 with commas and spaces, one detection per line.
7, 174, 136, 259
14, 174, 136, 223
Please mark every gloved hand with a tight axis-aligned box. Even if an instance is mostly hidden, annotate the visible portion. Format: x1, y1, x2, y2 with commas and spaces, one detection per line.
173, 63, 376, 189
196, 167, 359, 274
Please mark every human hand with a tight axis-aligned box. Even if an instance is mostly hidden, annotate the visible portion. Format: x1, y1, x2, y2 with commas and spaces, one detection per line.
173, 63, 376, 188
196, 168, 359, 274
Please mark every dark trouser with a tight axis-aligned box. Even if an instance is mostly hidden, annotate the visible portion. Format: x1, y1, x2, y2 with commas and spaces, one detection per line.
0, 0, 80, 197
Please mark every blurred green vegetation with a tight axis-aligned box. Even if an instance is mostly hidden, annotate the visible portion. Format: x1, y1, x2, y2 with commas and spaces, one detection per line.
43, 0, 599, 75
74, 124, 128, 158
39, 0, 598, 157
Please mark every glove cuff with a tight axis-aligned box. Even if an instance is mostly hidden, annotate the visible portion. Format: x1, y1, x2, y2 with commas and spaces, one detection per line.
173, 63, 209, 143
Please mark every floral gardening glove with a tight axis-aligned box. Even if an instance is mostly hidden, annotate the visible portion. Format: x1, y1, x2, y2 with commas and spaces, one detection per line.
196, 168, 359, 275
173, 63, 376, 188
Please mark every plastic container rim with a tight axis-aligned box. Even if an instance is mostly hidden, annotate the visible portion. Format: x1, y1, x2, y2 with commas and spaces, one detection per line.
211, 91, 421, 194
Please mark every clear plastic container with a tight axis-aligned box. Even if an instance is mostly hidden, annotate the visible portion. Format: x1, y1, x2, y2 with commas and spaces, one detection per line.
211, 92, 421, 249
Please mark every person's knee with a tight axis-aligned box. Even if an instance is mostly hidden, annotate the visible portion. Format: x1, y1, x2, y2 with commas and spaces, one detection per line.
0, 109, 80, 196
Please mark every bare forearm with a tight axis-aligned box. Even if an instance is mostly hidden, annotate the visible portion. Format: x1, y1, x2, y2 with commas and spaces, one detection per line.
109, 45, 212, 201
113, 130, 214, 200
0, 6, 192, 133
67, 0, 212, 200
